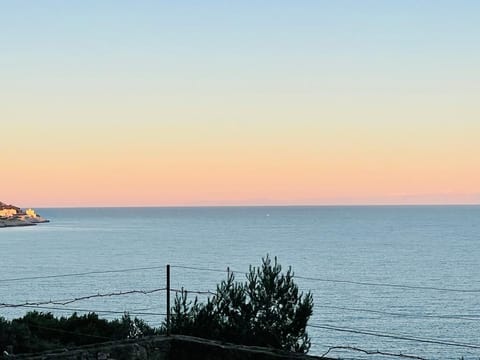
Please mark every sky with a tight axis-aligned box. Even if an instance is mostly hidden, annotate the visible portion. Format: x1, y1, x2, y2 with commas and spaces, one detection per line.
1, 1, 479, 207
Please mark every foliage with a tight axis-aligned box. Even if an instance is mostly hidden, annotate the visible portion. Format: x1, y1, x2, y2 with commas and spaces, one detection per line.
1, 256, 313, 356
167, 255, 313, 353
0, 311, 156, 356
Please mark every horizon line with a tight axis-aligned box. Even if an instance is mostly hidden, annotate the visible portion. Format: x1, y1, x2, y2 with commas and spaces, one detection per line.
31, 203, 480, 209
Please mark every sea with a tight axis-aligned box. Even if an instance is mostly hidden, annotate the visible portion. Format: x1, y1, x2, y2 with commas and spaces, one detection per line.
1, 206, 479, 359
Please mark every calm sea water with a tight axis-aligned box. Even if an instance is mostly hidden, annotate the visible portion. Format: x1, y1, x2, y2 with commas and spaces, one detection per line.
1, 206, 479, 359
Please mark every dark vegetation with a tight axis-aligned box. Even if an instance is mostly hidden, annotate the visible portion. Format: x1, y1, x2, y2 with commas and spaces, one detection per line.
1, 256, 313, 356
0, 312, 156, 356
169, 255, 313, 353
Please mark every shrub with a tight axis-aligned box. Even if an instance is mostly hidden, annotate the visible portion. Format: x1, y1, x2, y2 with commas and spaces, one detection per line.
0, 312, 156, 356
168, 255, 313, 353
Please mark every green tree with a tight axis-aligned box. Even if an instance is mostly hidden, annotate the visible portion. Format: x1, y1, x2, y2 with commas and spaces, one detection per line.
168, 255, 313, 353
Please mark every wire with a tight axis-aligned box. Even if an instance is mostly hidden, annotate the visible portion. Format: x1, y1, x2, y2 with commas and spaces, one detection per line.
294, 275, 480, 293
170, 265, 249, 279
170, 265, 228, 274
0, 265, 165, 283
319, 346, 428, 360
162, 264, 480, 294
170, 288, 216, 296
10, 304, 167, 317
4, 262, 477, 294
0, 286, 215, 310
0, 288, 167, 308
308, 324, 480, 350
316, 304, 480, 321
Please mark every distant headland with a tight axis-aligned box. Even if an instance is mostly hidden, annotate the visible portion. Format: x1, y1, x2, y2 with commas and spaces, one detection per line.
0, 201, 49, 228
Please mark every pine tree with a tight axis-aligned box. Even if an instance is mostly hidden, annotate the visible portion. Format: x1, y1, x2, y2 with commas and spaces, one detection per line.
168, 255, 313, 353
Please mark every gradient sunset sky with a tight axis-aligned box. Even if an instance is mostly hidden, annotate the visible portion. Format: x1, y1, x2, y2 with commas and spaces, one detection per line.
1, 1, 479, 207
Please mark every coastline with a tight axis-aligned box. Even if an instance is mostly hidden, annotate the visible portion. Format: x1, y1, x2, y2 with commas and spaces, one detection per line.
0, 217, 49, 228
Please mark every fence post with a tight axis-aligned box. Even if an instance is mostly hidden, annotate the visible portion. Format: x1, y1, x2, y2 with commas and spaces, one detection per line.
166, 264, 170, 336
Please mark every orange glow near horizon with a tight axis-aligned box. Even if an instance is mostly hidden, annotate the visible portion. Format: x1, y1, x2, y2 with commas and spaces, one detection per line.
3, 94, 479, 207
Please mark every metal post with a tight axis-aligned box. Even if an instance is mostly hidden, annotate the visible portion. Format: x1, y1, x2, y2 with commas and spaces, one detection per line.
166, 264, 170, 336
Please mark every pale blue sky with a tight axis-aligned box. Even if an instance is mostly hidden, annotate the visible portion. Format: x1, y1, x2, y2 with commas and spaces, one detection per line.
2, 1, 479, 97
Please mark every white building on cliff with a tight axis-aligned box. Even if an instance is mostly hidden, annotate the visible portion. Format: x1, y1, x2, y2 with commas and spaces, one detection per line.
0, 202, 21, 218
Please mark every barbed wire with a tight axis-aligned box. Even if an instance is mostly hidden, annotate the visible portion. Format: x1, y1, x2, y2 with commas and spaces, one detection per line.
3, 262, 480, 357
0, 288, 167, 308
0, 287, 214, 312
308, 323, 480, 349
0, 265, 165, 283
318, 346, 428, 360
